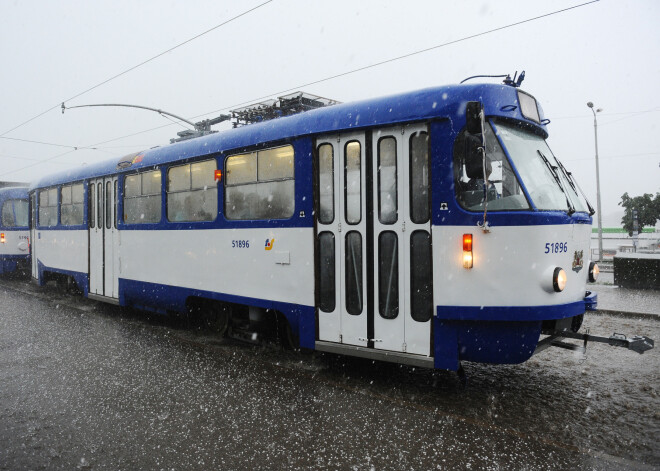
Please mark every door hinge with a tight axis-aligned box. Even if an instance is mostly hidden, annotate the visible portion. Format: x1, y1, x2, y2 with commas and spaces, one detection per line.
402, 342, 407, 352
338, 222, 342, 233
402, 221, 406, 232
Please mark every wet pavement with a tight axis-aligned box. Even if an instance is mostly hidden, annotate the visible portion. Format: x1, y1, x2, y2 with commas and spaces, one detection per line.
0, 277, 658, 470
592, 272, 660, 316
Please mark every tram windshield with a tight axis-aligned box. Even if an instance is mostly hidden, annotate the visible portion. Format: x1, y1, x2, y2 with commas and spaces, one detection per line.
454, 121, 590, 213
1, 199, 29, 227
493, 122, 590, 213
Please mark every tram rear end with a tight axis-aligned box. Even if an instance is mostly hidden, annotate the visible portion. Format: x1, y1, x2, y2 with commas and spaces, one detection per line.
0, 187, 30, 276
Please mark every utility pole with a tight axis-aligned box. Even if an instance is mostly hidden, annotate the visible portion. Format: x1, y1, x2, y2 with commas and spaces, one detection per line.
587, 102, 603, 262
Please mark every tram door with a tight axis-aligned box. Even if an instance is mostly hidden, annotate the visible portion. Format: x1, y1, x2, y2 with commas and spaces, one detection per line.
317, 132, 368, 347
89, 177, 119, 298
30, 192, 38, 280
316, 125, 432, 355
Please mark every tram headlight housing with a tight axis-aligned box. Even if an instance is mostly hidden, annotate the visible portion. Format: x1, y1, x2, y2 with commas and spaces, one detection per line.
553, 267, 567, 292
589, 261, 599, 283
0, 233, 5, 243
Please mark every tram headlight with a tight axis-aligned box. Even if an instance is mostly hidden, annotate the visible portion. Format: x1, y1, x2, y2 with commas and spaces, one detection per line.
0, 233, 5, 243
589, 261, 599, 283
553, 267, 567, 292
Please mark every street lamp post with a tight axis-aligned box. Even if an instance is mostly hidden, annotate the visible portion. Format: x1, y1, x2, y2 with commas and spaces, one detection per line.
587, 102, 603, 262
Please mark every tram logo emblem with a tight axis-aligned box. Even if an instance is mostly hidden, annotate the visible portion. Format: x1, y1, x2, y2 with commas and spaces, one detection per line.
117, 153, 144, 169
265, 238, 275, 251
572, 250, 584, 272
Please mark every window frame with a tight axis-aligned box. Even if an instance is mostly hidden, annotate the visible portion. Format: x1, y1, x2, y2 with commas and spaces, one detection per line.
344, 140, 362, 225
317, 143, 335, 225
377, 136, 398, 225
409, 131, 431, 224
166, 158, 218, 223
122, 168, 162, 225
60, 182, 85, 226
38, 187, 58, 227
224, 144, 295, 221
1, 198, 29, 228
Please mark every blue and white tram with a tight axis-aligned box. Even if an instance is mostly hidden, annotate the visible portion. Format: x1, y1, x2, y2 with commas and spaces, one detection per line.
29, 82, 624, 370
0, 187, 30, 275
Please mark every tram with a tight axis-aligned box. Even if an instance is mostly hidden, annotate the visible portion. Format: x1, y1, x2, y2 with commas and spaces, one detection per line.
0, 186, 30, 275
28, 80, 652, 371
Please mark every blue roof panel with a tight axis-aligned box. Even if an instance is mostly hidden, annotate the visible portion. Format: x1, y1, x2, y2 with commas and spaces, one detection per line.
31, 83, 547, 189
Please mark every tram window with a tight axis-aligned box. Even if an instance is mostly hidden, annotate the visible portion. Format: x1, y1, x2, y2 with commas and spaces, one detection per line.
258, 146, 294, 180
378, 231, 399, 319
226, 152, 257, 185
97, 183, 103, 228
317, 144, 334, 224
410, 230, 432, 322
114, 180, 118, 228
124, 175, 140, 197
105, 181, 112, 229
378, 137, 397, 225
345, 231, 363, 315
454, 125, 530, 211
38, 188, 58, 227
124, 170, 162, 224
60, 183, 84, 226
167, 159, 218, 222
1, 199, 28, 227
89, 184, 95, 228
318, 232, 336, 313
30, 194, 37, 227
410, 132, 430, 224
225, 145, 295, 220
344, 141, 361, 225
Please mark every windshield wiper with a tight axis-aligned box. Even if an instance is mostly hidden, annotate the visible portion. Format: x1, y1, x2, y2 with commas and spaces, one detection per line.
555, 157, 596, 216
537, 150, 575, 215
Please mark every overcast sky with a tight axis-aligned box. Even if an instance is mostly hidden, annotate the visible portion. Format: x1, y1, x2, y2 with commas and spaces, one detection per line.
1, 0, 658, 226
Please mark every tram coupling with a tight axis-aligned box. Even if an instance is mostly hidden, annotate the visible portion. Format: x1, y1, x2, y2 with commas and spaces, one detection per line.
535, 330, 654, 356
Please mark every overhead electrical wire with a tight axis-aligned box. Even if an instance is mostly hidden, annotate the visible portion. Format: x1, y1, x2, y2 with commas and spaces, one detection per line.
0, 135, 98, 151
81, 0, 603, 151
0, 0, 273, 139
2, 0, 599, 177
194, 0, 602, 123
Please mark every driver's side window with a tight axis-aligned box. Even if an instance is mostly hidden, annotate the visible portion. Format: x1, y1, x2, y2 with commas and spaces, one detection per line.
453, 123, 529, 211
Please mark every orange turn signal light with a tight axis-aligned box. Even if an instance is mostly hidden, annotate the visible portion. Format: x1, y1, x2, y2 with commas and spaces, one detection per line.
463, 234, 473, 269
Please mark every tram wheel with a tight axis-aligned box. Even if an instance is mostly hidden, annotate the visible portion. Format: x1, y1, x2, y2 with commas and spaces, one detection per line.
277, 313, 298, 350
571, 314, 584, 333
204, 302, 230, 336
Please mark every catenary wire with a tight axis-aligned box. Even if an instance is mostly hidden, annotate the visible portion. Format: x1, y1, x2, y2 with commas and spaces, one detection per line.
2, 0, 599, 176
83, 0, 604, 150
0, 0, 273, 139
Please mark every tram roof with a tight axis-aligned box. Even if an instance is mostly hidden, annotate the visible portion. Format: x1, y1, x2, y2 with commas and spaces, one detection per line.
31, 83, 547, 190
0, 186, 29, 199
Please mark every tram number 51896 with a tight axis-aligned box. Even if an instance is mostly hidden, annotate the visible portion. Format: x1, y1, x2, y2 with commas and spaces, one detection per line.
545, 242, 568, 254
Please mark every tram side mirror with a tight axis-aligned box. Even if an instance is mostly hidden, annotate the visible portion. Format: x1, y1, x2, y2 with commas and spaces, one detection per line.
466, 101, 484, 135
